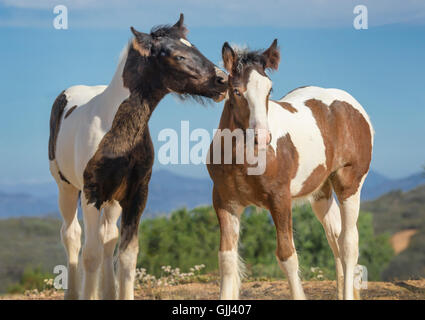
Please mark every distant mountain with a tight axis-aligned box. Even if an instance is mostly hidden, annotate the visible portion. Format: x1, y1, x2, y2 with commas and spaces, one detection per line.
362, 185, 425, 280
145, 170, 212, 217
362, 170, 425, 201
0, 191, 58, 218
0, 170, 213, 218
0, 169, 424, 218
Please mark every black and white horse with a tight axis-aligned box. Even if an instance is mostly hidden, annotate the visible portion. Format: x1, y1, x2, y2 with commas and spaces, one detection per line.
48, 14, 227, 300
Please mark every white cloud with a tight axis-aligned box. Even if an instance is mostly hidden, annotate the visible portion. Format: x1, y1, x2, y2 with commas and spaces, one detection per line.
0, 0, 424, 28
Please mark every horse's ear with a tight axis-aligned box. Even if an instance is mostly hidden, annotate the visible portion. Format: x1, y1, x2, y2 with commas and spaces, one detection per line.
173, 13, 188, 36
222, 42, 236, 74
131, 27, 152, 57
174, 13, 184, 29
262, 39, 280, 70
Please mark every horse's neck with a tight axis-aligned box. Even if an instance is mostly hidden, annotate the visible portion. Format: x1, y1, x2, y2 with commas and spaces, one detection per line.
94, 47, 131, 125
95, 46, 166, 127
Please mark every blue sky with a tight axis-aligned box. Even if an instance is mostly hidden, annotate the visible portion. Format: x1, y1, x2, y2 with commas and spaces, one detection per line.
0, 0, 424, 183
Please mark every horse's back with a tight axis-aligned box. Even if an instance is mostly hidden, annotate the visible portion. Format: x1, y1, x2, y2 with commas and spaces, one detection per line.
64, 85, 107, 108
280, 86, 373, 137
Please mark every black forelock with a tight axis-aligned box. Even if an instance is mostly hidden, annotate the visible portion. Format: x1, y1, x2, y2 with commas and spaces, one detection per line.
150, 24, 186, 39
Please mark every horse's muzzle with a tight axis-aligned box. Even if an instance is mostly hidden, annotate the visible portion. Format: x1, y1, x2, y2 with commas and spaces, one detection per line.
254, 131, 272, 146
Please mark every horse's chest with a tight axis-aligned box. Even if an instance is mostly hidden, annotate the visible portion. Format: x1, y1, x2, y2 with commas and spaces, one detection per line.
209, 164, 281, 208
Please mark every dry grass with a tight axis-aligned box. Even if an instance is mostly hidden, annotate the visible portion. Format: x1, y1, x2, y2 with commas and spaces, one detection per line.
2, 279, 425, 300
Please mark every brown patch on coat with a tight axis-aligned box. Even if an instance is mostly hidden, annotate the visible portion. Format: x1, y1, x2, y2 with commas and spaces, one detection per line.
272, 100, 298, 113
304, 99, 334, 171
294, 164, 327, 198
48, 90, 67, 160
64, 105, 77, 119
304, 98, 372, 201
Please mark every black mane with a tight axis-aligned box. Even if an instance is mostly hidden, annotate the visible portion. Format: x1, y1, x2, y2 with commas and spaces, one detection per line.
150, 24, 187, 39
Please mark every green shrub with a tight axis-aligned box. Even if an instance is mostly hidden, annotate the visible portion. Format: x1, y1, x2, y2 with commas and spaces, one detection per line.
137, 204, 393, 281
7, 267, 52, 294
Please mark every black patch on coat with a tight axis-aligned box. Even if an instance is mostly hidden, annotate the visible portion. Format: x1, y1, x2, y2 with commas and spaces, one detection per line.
58, 170, 71, 184
64, 105, 77, 119
83, 94, 155, 210
83, 93, 158, 250
48, 91, 67, 160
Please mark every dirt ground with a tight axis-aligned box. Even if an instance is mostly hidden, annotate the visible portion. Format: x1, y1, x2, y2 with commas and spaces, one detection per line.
2, 279, 425, 300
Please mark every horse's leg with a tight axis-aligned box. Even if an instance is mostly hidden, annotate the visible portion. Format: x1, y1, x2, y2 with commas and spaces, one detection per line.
99, 200, 121, 300
117, 176, 150, 300
57, 182, 81, 300
213, 188, 244, 300
331, 167, 366, 300
310, 181, 344, 300
80, 193, 103, 300
271, 195, 306, 300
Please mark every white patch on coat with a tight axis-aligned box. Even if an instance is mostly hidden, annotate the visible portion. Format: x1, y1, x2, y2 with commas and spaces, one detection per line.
55, 44, 131, 190
243, 70, 272, 131
180, 38, 192, 47
267, 99, 327, 196
266, 86, 373, 197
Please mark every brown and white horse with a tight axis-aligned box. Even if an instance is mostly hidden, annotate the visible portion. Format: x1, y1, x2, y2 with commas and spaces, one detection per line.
207, 40, 373, 300
48, 14, 227, 300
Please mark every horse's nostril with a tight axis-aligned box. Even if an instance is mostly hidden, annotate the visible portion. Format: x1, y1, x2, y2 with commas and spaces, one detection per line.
216, 76, 225, 85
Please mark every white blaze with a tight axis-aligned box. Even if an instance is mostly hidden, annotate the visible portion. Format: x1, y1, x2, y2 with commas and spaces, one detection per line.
243, 70, 272, 132
180, 38, 192, 47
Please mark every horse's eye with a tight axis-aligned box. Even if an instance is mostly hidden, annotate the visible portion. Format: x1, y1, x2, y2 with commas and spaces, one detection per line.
175, 56, 186, 61
233, 89, 241, 96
